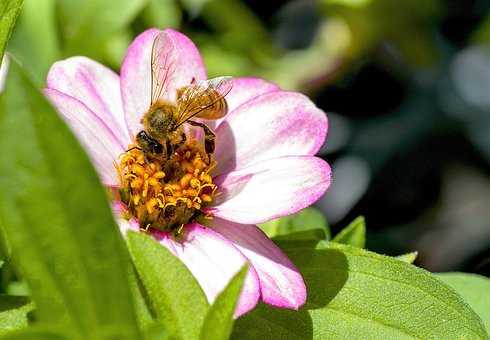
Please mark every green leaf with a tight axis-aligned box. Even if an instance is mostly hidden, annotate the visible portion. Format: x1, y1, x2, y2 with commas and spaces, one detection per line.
6, 282, 29, 297
129, 267, 154, 330
0, 326, 72, 340
260, 208, 330, 241
0, 62, 140, 339
436, 272, 490, 333
332, 216, 366, 248
395, 251, 418, 264
0, 0, 23, 62
233, 241, 488, 339
199, 265, 247, 340
143, 323, 169, 340
0, 222, 11, 261
0, 295, 33, 336
127, 231, 209, 340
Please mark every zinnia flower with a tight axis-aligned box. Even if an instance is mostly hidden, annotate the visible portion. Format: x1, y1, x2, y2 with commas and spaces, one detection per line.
44, 28, 331, 316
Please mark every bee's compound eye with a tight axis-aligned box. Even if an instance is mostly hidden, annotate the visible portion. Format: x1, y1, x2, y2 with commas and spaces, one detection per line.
136, 130, 149, 142
152, 140, 163, 154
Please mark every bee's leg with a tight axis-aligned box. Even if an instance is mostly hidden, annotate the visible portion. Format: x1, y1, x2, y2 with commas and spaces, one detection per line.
165, 139, 173, 159
172, 132, 187, 154
187, 120, 215, 163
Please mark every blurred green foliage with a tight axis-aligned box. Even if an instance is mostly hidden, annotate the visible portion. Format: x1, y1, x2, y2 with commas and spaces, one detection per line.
4, 0, 444, 90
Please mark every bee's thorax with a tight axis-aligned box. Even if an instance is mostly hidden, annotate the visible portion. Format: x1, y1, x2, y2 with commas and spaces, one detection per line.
142, 101, 179, 138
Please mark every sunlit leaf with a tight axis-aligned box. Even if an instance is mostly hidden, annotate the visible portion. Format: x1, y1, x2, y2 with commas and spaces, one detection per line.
127, 231, 209, 340
5, 282, 29, 298
233, 241, 487, 339
0, 0, 23, 63
260, 208, 330, 241
0, 295, 33, 336
437, 272, 490, 333
332, 216, 365, 248
395, 251, 418, 264
0, 61, 140, 339
199, 265, 247, 340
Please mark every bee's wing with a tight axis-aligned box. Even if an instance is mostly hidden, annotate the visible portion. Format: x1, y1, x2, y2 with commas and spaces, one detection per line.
150, 31, 177, 106
175, 76, 233, 126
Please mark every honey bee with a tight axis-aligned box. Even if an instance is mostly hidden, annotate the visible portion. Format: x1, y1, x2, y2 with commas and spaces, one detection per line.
135, 31, 232, 162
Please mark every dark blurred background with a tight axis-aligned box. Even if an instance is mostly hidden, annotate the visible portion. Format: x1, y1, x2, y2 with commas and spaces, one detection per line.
7, 0, 490, 276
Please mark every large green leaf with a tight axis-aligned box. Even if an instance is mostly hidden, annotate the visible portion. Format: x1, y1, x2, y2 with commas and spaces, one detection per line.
332, 216, 366, 248
0, 0, 23, 63
199, 266, 247, 340
233, 241, 488, 339
0, 62, 140, 339
437, 272, 490, 333
0, 296, 33, 336
129, 267, 154, 331
260, 208, 330, 241
127, 231, 209, 340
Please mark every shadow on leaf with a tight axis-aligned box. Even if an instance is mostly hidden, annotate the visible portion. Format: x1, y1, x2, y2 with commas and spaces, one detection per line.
232, 241, 348, 340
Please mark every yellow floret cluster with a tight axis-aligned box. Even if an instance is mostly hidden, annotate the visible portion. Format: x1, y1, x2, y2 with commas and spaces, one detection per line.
116, 140, 216, 232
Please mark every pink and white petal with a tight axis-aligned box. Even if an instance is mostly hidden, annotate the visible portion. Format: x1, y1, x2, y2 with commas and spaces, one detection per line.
46, 56, 129, 146
111, 201, 139, 235
211, 218, 306, 309
206, 156, 331, 224
120, 28, 207, 136
209, 77, 280, 130
226, 77, 280, 113
154, 224, 260, 317
213, 92, 327, 175
0, 54, 9, 93
45, 89, 123, 186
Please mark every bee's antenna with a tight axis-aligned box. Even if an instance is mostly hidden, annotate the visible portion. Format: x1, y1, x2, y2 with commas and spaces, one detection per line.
126, 146, 142, 152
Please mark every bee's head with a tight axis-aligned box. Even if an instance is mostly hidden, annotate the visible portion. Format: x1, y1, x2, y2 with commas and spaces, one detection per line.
136, 130, 164, 155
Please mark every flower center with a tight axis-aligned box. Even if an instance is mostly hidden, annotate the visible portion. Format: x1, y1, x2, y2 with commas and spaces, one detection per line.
116, 139, 217, 233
